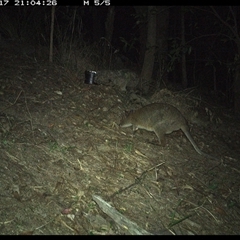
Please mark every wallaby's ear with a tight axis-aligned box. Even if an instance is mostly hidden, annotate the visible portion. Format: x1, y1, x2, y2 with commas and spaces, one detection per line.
120, 110, 131, 123
124, 110, 133, 117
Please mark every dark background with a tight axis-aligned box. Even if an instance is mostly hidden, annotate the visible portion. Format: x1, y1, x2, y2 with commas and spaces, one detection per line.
0, 5, 237, 107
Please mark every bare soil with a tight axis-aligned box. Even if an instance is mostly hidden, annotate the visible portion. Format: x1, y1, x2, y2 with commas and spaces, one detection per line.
0, 50, 240, 235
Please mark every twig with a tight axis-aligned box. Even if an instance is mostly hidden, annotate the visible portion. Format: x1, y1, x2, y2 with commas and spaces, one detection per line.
184, 199, 219, 223
60, 219, 75, 232
33, 215, 58, 232
23, 91, 34, 131
210, 6, 240, 41
0, 90, 23, 112
109, 162, 165, 199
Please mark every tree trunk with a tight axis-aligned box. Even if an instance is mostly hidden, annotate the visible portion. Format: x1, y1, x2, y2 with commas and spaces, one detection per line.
155, 6, 169, 89
140, 6, 157, 93
133, 7, 148, 69
103, 6, 115, 68
234, 42, 240, 115
105, 6, 115, 44
91, 7, 104, 43
49, 6, 55, 63
181, 6, 188, 88
209, 6, 240, 114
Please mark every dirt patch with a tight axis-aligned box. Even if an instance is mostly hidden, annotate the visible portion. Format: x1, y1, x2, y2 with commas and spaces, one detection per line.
0, 50, 239, 235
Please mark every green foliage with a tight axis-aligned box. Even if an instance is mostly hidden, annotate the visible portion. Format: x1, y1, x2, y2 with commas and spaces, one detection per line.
124, 141, 134, 153
227, 200, 237, 209
168, 199, 193, 228
48, 141, 75, 154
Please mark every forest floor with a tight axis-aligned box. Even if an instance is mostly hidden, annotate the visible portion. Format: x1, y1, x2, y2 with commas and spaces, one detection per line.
0, 49, 240, 235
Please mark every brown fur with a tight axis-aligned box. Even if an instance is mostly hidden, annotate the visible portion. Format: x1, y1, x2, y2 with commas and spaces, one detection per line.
120, 103, 218, 160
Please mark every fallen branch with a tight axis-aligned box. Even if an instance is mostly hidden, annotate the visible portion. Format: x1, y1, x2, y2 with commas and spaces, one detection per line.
92, 195, 152, 235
